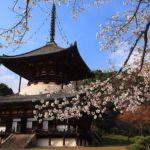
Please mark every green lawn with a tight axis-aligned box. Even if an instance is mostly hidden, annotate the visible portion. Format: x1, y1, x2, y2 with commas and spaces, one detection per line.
0, 146, 127, 150
101, 134, 132, 146
26, 146, 126, 150
0, 146, 126, 150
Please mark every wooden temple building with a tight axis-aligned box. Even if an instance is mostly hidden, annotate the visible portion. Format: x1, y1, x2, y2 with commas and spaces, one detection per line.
0, 3, 93, 148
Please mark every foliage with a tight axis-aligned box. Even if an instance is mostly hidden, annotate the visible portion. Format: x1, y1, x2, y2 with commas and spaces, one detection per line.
117, 105, 150, 136
0, 83, 13, 96
91, 102, 119, 134
102, 135, 132, 146
127, 136, 150, 150
91, 133, 132, 146
81, 70, 116, 85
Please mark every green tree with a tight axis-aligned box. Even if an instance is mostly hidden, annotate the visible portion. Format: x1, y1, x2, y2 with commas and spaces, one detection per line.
0, 83, 13, 96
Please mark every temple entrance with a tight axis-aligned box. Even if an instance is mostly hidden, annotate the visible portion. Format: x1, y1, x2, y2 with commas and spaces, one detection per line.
17, 122, 21, 133
43, 120, 48, 131
0, 126, 6, 132
26, 118, 38, 133
20, 117, 27, 133
12, 118, 21, 133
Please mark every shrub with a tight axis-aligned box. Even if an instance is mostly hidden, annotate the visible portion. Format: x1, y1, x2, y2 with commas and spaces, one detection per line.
127, 136, 150, 150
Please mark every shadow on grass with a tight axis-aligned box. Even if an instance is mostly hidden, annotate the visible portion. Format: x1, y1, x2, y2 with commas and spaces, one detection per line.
101, 135, 133, 146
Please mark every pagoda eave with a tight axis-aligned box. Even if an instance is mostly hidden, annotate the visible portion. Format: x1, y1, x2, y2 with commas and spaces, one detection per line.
0, 44, 93, 83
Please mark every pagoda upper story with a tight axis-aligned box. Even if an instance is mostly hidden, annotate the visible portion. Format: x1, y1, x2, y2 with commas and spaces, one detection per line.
0, 3, 92, 86
0, 42, 92, 85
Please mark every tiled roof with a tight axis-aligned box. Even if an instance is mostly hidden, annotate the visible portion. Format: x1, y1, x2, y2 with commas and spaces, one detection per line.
0, 90, 77, 103
0, 42, 65, 60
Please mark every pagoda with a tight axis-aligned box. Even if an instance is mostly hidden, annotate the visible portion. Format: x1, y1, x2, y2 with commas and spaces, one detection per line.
0, 3, 93, 148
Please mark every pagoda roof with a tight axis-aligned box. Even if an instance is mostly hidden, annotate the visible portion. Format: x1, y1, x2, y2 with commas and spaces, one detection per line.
0, 2, 93, 83
0, 42, 93, 82
0, 42, 65, 59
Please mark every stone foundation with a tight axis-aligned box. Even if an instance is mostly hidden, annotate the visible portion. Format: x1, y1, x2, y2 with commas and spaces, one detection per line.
37, 138, 77, 147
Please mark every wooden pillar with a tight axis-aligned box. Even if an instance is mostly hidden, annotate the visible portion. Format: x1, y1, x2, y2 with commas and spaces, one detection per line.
21, 117, 27, 133
73, 81, 78, 90
18, 76, 22, 93
80, 138, 82, 146
49, 137, 51, 146
61, 72, 64, 90
76, 81, 78, 90
6, 118, 12, 133
38, 121, 42, 131
84, 139, 86, 146
66, 119, 68, 132
61, 83, 63, 89
63, 136, 65, 146
54, 118, 56, 131
76, 137, 78, 146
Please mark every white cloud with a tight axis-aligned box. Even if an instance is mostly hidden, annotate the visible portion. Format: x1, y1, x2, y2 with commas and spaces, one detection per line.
0, 65, 28, 93
110, 41, 138, 69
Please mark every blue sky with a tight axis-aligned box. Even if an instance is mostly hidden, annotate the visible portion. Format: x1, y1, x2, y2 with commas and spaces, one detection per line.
0, 1, 126, 93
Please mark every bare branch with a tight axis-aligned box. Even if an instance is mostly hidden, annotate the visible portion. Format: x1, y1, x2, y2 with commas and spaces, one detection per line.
0, 0, 30, 47
140, 20, 150, 71
119, 0, 142, 32
12, 0, 19, 11
118, 31, 144, 74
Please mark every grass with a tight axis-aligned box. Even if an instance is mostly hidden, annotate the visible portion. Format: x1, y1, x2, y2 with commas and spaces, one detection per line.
101, 134, 132, 146
0, 146, 127, 150
7, 146, 126, 150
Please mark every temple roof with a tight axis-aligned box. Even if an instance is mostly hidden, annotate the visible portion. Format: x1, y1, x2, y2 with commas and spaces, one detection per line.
0, 43, 64, 59
0, 90, 76, 104
0, 42, 93, 83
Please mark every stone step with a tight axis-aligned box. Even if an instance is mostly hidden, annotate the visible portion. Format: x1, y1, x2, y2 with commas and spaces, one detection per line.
0, 133, 35, 148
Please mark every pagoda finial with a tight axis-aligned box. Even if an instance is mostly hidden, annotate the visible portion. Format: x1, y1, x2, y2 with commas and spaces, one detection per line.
50, 2, 56, 43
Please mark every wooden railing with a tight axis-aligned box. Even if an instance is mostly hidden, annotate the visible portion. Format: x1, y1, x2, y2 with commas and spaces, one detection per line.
37, 129, 76, 134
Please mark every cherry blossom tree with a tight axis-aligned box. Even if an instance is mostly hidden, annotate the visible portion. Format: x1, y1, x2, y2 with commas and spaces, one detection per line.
96, 0, 150, 71
0, 0, 149, 121
33, 58, 150, 123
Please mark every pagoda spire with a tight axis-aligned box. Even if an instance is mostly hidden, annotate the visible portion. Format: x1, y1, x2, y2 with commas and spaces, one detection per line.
50, 2, 56, 43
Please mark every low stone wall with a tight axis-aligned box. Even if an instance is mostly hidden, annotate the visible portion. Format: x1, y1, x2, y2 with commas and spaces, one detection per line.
37, 138, 77, 147
37, 138, 49, 147
65, 138, 76, 147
